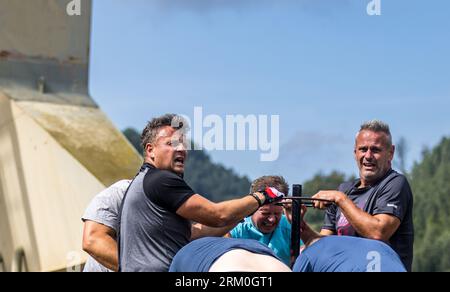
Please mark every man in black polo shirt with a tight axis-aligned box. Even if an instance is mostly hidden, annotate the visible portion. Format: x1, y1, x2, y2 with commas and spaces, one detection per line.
301, 120, 414, 271
119, 114, 285, 272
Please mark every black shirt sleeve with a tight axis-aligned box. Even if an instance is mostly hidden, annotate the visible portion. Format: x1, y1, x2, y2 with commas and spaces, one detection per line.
372, 175, 412, 222
143, 170, 196, 213
322, 204, 337, 232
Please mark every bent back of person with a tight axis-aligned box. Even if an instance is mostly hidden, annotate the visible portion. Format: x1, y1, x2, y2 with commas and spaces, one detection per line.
169, 237, 291, 272
209, 249, 291, 272
294, 236, 406, 272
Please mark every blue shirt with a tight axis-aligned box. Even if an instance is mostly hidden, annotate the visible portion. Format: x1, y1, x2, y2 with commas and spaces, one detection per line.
293, 236, 406, 272
230, 215, 292, 265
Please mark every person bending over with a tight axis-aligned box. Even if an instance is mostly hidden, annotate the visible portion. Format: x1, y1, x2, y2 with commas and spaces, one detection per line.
169, 237, 291, 272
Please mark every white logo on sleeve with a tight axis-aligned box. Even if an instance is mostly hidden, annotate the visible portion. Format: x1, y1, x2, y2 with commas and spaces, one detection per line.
387, 203, 398, 209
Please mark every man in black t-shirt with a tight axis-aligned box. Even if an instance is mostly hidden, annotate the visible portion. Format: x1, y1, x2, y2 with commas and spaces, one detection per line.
301, 120, 414, 271
119, 114, 286, 272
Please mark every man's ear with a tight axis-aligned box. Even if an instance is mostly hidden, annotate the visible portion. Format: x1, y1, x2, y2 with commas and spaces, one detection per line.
145, 143, 155, 160
390, 144, 396, 160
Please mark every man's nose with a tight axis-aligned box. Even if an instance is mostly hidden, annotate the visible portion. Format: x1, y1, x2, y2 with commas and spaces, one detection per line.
175, 142, 187, 151
364, 149, 374, 159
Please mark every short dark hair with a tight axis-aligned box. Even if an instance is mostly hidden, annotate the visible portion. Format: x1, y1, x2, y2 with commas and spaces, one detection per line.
250, 176, 289, 196
141, 114, 188, 151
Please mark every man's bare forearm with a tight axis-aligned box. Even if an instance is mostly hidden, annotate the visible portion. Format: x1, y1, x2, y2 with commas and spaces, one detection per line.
215, 195, 261, 226
300, 222, 323, 248
313, 191, 398, 241
191, 222, 239, 240
337, 195, 393, 241
85, 235, 118, 271
178, 194, 261, 228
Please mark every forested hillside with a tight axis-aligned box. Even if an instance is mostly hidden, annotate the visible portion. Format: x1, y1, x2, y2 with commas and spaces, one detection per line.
410, 137, 450, 272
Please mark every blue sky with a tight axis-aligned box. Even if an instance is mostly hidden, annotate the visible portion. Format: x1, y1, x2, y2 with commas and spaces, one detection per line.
89, 0, 450, 188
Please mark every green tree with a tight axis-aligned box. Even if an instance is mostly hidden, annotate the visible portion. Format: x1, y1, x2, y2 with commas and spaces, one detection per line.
183, 149, 251, 201
410, 137, 450, 272
123, 128, 143, 154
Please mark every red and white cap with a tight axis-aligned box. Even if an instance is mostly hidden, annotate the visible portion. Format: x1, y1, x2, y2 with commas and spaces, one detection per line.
265, 187, 286, 198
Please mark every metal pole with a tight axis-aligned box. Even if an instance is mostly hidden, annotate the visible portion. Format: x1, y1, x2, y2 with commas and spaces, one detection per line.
290, 184, 302, 266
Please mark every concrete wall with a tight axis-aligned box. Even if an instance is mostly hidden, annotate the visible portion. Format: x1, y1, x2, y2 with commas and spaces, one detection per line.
0, 0, 91, 62
0, 93, 40, 271
0, 0, 144, 271
0, 92, 142, 272
0, 0, 93, 103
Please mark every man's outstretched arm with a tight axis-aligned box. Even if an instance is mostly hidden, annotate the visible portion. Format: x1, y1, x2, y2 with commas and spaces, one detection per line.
178, 194, 261, 228
181, 188, 285, 237
190, 223, 239, 240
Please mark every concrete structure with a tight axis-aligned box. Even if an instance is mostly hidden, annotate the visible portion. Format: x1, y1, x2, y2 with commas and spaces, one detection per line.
0, 0, 142, 271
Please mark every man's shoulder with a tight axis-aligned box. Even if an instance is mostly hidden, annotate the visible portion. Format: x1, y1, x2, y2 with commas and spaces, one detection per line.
379, 169, 411, 189
338, 180, 358, 193
98, 179, 131, 201
145, 167, 184, 183
82, 180, 131, 226
90, 179, 131, 205
143, 168, 192, 197
109, 179, 132, 192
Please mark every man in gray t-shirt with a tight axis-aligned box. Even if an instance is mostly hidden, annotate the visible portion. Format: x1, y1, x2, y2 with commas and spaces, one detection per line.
119, 114, 286, 272
82, 180, 130, 272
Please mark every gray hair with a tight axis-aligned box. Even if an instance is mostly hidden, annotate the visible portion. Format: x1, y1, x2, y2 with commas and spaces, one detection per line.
357, 120, 392, 147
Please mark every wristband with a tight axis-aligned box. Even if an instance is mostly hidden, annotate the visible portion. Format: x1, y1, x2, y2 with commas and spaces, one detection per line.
248, 193, 263, 207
